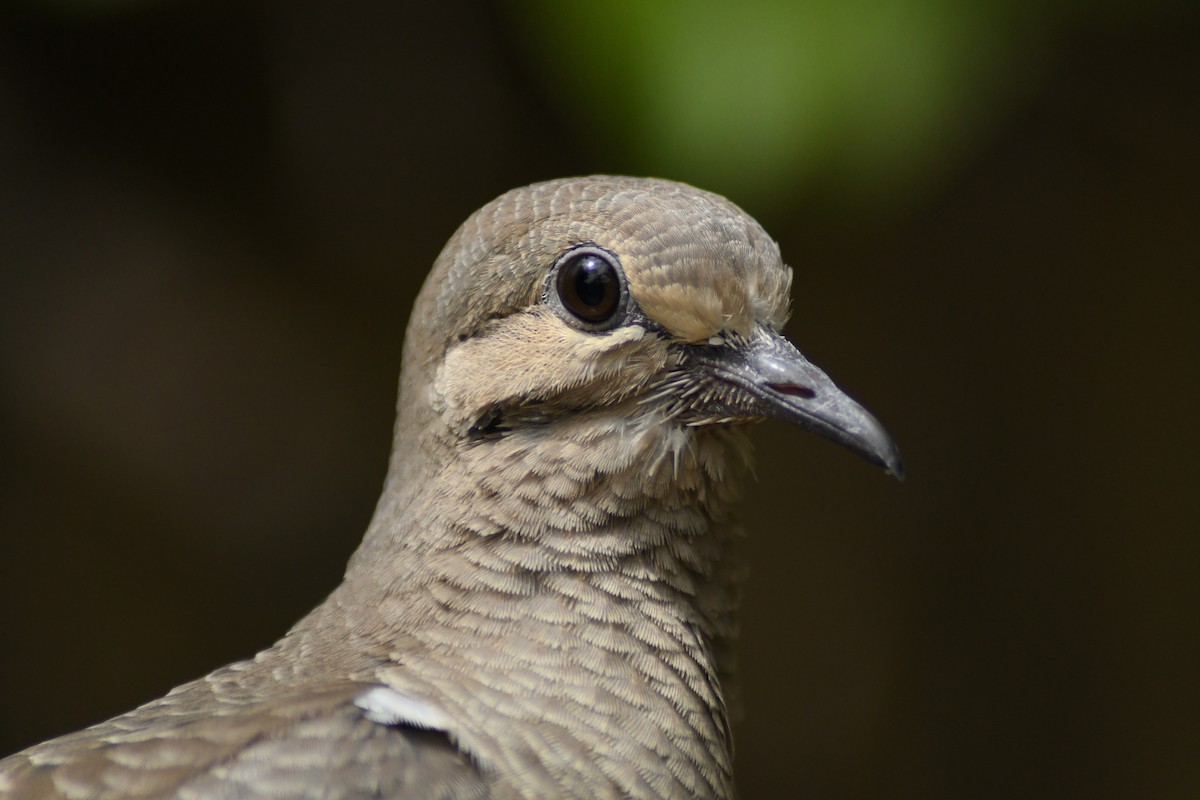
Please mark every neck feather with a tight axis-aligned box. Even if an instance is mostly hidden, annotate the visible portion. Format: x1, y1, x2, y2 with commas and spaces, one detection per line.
320, 411, 754, 799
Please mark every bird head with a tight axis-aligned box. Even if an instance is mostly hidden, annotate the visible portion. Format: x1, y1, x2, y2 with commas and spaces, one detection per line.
395, 176, 901, 483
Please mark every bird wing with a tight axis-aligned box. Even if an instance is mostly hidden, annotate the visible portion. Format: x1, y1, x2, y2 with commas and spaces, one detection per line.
0, 680, 489, 799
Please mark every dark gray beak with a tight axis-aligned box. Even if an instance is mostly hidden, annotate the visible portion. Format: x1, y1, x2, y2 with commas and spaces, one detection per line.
691, 329, 904, 479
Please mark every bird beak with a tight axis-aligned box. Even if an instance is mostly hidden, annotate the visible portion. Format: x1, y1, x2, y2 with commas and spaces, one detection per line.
690, 329, 904, 479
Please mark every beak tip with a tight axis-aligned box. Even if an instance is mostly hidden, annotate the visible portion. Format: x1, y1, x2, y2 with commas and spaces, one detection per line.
860, 422, 904, 481
849, 404, 904, 482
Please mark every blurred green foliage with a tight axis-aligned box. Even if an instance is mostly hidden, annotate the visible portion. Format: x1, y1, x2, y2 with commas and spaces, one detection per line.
511, 0, 1177, 208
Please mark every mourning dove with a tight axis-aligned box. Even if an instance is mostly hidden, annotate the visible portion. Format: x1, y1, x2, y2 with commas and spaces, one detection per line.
0, 176, 901, 799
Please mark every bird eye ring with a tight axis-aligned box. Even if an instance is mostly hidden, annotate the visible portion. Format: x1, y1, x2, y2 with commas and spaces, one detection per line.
548, 246, 629, 331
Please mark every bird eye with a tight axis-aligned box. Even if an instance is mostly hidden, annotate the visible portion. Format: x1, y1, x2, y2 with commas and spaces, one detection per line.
551, 247, 627, 329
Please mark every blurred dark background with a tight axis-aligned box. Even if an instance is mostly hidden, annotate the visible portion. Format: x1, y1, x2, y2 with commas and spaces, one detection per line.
1, 2, 1197, 797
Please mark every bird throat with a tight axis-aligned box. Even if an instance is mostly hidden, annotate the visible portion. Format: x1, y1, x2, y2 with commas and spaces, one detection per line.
332, 412, 753, 799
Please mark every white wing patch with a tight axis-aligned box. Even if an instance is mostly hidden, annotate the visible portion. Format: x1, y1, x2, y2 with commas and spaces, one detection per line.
354, 686, 452, 732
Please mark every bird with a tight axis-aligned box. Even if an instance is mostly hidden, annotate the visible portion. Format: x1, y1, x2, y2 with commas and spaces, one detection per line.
0, 175, 902, 799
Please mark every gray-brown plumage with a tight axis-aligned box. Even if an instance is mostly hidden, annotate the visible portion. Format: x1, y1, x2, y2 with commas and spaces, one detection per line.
0, 176, 901, 799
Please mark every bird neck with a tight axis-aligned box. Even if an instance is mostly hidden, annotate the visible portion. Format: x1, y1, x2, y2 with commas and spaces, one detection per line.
324, 410, 754, 799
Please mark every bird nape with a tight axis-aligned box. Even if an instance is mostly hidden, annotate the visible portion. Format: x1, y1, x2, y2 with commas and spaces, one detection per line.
0, 176, 901, 800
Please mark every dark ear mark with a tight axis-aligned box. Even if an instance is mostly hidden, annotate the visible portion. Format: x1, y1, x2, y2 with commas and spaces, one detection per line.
468, 407, 508, 440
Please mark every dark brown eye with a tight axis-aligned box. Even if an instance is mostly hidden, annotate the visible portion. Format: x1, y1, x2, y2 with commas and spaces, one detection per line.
553, 248, 626, 328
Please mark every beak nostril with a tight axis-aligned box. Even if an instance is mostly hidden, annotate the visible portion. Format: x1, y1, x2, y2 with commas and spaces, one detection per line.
767, 382, 816, 399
